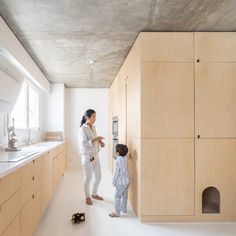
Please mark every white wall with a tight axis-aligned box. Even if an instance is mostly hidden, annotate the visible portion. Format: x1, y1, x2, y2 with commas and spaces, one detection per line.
65, 88, 109, 170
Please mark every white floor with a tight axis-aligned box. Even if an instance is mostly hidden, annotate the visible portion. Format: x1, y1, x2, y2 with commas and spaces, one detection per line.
34, 168, 236, 236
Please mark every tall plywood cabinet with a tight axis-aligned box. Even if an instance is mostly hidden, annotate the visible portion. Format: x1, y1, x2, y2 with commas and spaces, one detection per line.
109, 32, 236, 222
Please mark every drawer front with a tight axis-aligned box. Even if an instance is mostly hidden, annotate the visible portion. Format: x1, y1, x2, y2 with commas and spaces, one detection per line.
20, 173, 41, 209
1, 215, 20, 236
0, 191, 20, 235
20, 189, 42, 236
21, 158, 42, 186
0, 169, 20, 206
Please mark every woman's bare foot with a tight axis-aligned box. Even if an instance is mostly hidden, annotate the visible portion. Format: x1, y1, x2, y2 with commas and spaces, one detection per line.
91, 195, 104, 200
86, 197, 93, 205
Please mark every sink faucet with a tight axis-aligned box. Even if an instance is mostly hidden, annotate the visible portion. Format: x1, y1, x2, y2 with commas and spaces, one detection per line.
5, 118, 21, 151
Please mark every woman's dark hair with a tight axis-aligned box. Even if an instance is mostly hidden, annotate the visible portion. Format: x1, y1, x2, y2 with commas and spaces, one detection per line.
116, 144, 128, 157
80, 109, 96, 127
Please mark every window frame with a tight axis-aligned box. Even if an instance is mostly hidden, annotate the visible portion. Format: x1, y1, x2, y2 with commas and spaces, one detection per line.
11, 79, 40, 131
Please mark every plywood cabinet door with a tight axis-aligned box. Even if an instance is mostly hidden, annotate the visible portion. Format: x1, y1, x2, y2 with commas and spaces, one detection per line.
195, 63, 236, 138
20, 189, 42, 236
0, 191, 20, 235
53, 155, 61, 191
139, 32, 193, 62
1, 215, 20, 236
42, 151, 53, 213
195, 33, 236, 62
195, 139, 236, 217
0, 169, 20, 206
141, 63, 194, 138
141, 139, 194, 216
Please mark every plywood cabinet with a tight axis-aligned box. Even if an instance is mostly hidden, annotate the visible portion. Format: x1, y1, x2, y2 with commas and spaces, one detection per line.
141, 139, 194, 215
53, 143, 67, 191
20, 157, 42, 209
195, 139, 236, 218
195, 63, 236, 138
0, 169, 21, 235
141, 63, 194, 138
0, 142, 67, 235
20, 189, 42, 236
110, 32, 236, 222
111, 32, 236, 221
20, 157, 42, 236
195, 32, 236, 62
1, 215, 20, 236
0, 169, 20, 206
139, 32, 193, 62
0, 191, 20, 235
42, 151, 53, 213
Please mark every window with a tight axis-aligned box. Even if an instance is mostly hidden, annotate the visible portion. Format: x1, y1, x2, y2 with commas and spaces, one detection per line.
29, 86, 39, 128
11, 80, 40, 129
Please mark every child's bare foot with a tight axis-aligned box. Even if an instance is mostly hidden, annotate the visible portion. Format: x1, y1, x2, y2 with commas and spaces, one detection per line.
92, 195, 104, 200
86, 197, 93, 205
108, 212, 119, 217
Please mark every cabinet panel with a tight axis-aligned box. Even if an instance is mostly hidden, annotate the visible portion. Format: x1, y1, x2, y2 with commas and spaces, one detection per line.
21, 158, 42, 186
141, 63, 194, 138
195, 33, 236, 62
0, 191, 20, 235
1, 215, 20, 236
195, 63, 236, 138
0, 169, 20, 206
195, 139, 236, 216
141, 139, 194, 215
126, 65, 141, 138
140, 32, 193, 62
127, 137, 141, 216
20, 189, 42, 236
53, 155, 61, 191
42, 152, 53, 212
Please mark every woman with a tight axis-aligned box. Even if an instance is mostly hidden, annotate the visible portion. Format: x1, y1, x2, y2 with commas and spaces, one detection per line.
78, 109, 105, 205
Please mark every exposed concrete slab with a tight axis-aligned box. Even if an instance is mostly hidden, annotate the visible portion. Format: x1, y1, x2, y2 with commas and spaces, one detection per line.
0, 0, 236, 88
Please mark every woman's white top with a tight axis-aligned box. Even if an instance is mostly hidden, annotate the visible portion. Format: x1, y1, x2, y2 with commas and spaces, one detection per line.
78, 124, 100, 157
112, 155, 130, 186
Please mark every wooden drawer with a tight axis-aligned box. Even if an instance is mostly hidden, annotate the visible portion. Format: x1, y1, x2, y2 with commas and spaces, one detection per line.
1, 215, 20, 236
20, 189, 42, 236
0, 169, 20, 206
0, 191, 20, 235
21, 158, 42, 186
20, 172, 41, 209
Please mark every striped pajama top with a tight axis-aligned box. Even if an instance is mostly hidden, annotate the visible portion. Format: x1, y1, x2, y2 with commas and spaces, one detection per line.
112, 155, 130, 186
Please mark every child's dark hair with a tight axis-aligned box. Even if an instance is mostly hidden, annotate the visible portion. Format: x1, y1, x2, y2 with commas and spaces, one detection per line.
115, 144, 128, 156
80, 109, 96, 127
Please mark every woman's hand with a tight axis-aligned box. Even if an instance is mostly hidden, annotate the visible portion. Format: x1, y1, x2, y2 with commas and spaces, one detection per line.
99, 140, 105, 148
92, 136, 105, 143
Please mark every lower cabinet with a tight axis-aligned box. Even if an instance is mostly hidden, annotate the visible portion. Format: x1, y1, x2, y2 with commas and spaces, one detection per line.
0, 142, 67, 236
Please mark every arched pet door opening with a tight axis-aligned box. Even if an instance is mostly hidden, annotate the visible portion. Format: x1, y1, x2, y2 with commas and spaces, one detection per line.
202, 187, 220, 214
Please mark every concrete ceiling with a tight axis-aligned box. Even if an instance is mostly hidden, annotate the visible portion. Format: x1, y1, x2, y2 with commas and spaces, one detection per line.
0, 0, 236, 88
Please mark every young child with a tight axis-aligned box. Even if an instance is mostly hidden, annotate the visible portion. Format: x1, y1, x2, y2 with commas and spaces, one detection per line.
109, 144, 130, 217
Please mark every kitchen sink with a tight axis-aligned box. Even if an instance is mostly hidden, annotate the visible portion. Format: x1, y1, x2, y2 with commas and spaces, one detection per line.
0, 150, 39, 162
35, 143, 52, 146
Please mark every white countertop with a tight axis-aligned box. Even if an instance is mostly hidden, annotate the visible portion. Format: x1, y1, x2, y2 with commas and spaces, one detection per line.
0, 141, 64, 178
